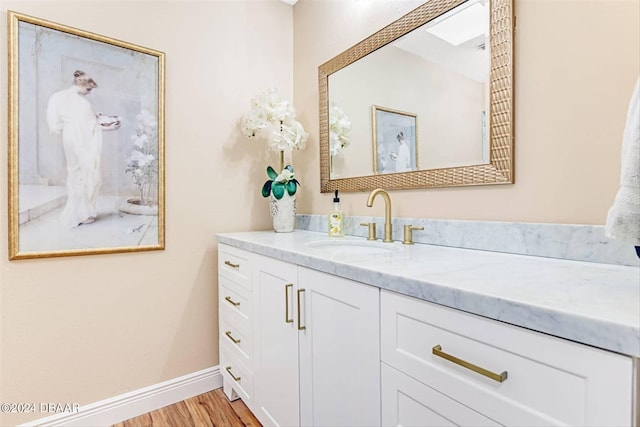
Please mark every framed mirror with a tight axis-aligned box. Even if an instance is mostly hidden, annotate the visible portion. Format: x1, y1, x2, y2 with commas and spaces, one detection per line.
319, 0, 514, 192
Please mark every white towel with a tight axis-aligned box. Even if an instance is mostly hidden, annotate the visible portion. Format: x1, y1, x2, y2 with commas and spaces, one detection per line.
605, 77, 640, 246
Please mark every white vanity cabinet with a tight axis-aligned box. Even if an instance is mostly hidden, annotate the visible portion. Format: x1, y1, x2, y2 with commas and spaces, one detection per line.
218, 244, 381, 427
380, 289, 635, 427
218, 244, 255, 404
218, 239, 636, 427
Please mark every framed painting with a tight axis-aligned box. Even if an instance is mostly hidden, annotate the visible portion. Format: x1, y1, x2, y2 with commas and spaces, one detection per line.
372, 105, 418, 175
8, 11, 165, 260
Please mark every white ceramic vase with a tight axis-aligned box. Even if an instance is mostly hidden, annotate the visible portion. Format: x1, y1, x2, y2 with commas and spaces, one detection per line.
270, 191, 296, 233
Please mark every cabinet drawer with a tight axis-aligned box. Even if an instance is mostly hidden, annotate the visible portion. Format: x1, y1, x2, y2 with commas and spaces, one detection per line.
382, 362, 499, 427
218, 244, 251, 292
220, 277, 252, 329
220, 316, 252, 367
220, 346, 254, 402
381, 290, 633, 426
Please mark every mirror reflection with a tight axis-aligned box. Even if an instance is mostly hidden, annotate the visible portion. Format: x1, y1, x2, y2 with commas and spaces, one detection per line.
328, 0, 490, 179
319, 0, 513, 193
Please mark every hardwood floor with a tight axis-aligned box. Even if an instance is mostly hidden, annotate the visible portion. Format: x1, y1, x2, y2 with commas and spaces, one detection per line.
112, 389, 262, 427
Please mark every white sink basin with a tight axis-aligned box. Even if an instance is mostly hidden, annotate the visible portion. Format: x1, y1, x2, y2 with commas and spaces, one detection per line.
305, 239, 400, 255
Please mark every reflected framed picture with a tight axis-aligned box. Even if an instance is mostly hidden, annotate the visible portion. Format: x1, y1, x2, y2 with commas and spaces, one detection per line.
372, 105, 418, 174
8, 11, 165, 260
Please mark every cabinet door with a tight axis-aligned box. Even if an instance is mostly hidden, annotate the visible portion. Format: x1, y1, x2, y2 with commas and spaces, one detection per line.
382, 363, 500, 427
253, 254, 300, 427
381, 289, 634, 426
298, 267, 380, 427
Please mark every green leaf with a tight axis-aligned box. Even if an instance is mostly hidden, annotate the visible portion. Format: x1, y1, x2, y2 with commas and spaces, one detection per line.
286, 180, 297, 196
272, 182, 285, 199
266, 166, 278, 180
291, 178, 300, 187
261, 180, 272, 198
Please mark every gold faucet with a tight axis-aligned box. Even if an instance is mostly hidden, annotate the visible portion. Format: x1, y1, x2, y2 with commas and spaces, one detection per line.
366, 188, 393, 242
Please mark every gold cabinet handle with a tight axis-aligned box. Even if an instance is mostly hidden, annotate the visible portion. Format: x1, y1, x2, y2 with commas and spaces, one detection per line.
224, 260, 240, 269
432, 345, 508, 383
225, 366, 241, 382
224, 296, 240, 306
297, 288, 306, 330
225, 331, 241, 344
285, 284, 294, 323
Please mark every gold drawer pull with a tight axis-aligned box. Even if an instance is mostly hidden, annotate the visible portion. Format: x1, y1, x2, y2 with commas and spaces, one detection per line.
224, 296, 240, 306
225, 331, 241, 344
297, 288, 306, 330
432, 345, 508, 383
225, 366, 241, 382
224, 260, 240, 269
285, 284, 294, 323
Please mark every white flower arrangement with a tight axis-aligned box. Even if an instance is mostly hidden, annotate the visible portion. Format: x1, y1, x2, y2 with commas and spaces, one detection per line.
241, 88, 308, 199
241, 88, 308, 152
329, 103, 351, 156
125, 110, 158, 206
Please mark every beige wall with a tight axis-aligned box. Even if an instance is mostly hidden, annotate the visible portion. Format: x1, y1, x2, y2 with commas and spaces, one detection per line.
0, 0, 638, 425
0, 1, 292, 424
294, 0, 640, 224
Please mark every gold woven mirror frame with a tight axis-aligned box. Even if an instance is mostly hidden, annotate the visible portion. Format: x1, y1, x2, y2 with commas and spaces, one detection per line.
319, 0, 514, 192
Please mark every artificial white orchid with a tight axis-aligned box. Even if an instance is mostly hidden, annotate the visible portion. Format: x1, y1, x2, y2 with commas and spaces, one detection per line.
271, 118, 308, 151
275, 168, 295, 183
241, 88, 308, 152
329, 103, 351, 156
241, 89, 308, 199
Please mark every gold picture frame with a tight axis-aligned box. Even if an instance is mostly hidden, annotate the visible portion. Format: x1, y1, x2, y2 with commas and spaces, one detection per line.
8, 11, 166, 260
372, 105, 418, 175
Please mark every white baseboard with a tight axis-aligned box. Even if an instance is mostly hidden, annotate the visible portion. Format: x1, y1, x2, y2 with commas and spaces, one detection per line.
20, 366, 222, 427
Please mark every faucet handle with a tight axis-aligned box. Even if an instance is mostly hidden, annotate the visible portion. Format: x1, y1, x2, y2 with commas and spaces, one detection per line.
360, 223, 377, 240
403, 225, 424, 245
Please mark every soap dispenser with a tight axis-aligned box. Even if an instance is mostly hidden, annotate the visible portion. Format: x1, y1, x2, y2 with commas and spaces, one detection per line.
328, 190, 345, 237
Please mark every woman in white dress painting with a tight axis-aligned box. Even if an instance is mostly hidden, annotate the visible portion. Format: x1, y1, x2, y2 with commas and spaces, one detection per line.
47, 70, 121, 228
391, 131, 411, 172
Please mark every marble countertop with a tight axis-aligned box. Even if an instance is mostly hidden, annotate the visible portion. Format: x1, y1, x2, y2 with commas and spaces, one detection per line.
217, 230, 640, 357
